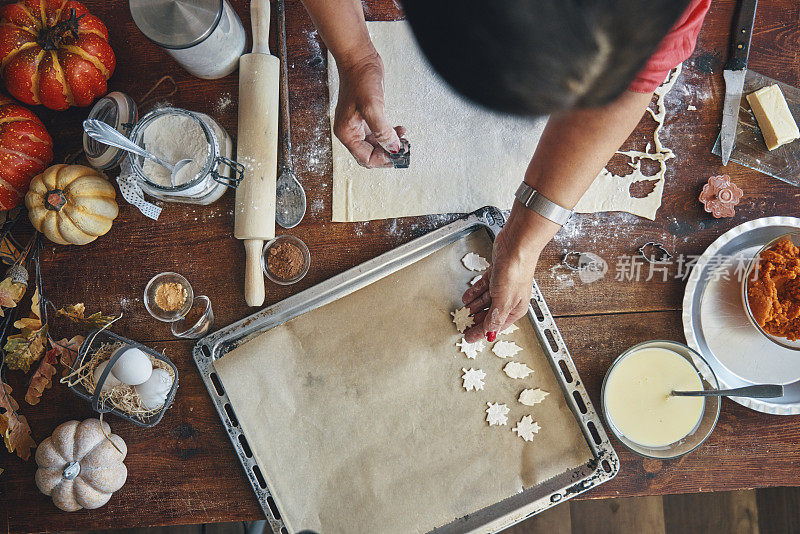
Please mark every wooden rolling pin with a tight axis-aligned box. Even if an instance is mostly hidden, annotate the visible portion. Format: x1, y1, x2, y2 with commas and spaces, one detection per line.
235, 0, 280, 307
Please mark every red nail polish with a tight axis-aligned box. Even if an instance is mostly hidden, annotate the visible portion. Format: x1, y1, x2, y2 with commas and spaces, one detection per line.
486, 331, 497, 342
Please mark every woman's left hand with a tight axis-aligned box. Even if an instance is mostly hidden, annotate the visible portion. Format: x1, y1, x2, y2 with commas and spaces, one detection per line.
461, 225, 542, 343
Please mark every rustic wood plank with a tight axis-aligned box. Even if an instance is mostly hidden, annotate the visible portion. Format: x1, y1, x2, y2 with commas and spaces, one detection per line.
506, 504, 571, 534
755, 487, 800, 534
662, 490, 759, 534
569, 496, 665, 534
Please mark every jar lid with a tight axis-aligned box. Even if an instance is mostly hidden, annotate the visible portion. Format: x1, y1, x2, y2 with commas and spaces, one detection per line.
129, 0, 223, 50
83, 92, 139, 171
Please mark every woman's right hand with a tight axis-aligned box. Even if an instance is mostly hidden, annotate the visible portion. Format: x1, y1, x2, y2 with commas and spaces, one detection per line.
333, 49, 405, 168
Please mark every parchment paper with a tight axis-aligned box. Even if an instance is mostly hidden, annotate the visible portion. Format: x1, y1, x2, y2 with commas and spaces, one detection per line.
215, 231, 592, 534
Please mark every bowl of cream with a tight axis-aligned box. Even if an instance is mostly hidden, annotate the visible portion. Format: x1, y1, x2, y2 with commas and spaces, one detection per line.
601, 340, 721, 459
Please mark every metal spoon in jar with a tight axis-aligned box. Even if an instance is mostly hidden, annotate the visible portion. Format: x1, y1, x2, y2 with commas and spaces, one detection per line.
83, 119, 193, 187
672, 384, 784, 399
274, 0, 306, 229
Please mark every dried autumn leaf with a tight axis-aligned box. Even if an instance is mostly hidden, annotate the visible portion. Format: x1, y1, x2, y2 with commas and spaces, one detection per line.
0, 276, 26, 317
4, 325, 47, 372
5, 289, 47, 372
56, 303, 115, 329
49, 335, 85, 374
0, 382, 36, 460
25, 346, 58, 405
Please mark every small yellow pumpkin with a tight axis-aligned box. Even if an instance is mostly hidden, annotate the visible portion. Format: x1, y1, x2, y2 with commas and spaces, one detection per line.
25, 164, 118, 245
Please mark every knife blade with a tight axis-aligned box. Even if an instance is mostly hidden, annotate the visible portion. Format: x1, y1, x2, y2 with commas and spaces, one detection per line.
720, 0, 759, 165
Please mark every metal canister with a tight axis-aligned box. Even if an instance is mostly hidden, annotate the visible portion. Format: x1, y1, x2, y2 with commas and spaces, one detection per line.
129, 0, 245, 80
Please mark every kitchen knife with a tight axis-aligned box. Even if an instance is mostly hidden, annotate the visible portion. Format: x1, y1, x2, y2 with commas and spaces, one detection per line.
720, 0, 759, 165
235, 0, 280, 307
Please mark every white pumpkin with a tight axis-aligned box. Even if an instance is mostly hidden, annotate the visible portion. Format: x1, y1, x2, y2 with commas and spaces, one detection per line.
35, 419, 127, 512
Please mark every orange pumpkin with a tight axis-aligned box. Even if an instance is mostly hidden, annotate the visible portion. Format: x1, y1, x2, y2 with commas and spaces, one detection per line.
0, 95, 53, 209
0, 0, 115, 110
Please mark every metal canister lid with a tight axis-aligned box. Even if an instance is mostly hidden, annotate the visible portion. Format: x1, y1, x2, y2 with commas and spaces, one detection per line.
129, 0, 224, 50
82, 92, 139, 171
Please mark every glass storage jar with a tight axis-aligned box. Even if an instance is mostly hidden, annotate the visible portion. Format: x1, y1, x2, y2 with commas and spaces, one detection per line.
129, 0, 246, 80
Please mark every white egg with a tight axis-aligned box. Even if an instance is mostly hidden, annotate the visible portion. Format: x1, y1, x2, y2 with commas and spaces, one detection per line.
110, 346, 153, 386
92, 360, 122, 393
134, 368, 173, 410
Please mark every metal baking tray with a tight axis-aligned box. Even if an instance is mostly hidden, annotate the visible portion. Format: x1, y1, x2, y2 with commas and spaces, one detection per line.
194, 207, 619, 533
683, 216, 800, 415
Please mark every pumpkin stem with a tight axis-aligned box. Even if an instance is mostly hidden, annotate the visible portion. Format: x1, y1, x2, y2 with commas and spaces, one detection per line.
44, 190, 67, 211
38, 8, 85, 51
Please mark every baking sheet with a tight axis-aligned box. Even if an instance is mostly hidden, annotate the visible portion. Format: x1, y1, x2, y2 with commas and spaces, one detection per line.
712, 70, 800, 185
214, 230, 592, 534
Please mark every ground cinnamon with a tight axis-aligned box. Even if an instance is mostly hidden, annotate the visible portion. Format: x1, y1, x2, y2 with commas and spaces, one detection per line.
268, 242, 304, 280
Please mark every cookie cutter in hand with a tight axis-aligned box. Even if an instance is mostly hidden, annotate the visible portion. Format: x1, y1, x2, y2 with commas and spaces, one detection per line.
388, 138, 410, 168
638, 242, 672, 263
171, 295, 215, 339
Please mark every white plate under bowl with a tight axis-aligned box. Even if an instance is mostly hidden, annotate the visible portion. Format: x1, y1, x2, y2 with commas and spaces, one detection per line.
683, 216, 800, 415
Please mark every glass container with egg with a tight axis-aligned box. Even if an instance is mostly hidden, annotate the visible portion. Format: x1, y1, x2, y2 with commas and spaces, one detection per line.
83, 94, 242, 205
68, 330, 178, 428
601, 340, 721, 459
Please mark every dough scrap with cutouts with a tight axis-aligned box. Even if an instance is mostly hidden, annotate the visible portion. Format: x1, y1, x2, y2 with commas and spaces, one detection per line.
485, 402, 510, 426
519, 388, 549, 406
456, 338, 485, 359
512, 415, 541, 442
504, 361, 533, 379
451, 307, 474, 333
461, 252, 489, 272
492, 341, 522, 359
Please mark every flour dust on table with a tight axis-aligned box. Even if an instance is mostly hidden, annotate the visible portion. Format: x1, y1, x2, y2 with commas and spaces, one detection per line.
329, 21, 683, 222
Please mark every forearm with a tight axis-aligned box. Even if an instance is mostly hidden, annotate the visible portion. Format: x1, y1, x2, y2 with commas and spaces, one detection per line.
507, 90, 656, 251
300, 0, 374, 67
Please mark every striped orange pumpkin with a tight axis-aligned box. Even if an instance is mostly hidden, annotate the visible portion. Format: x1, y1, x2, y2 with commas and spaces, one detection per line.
0, 95, 52, 209
0, 0, 115, 110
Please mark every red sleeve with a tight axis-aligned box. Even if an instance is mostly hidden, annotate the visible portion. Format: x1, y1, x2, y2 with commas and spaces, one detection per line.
628, 0, 712, 93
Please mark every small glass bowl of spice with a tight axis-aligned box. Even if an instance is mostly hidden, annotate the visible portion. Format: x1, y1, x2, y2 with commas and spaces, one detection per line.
144, 272, 194, 322
262, 235, 310, 285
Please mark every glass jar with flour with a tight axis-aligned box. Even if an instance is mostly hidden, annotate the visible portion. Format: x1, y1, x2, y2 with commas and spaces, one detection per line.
127, 107, 242, 204
83, 95, 242, 205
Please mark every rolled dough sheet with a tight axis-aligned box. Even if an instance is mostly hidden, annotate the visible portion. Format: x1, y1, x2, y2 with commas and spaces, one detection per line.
329, 21, 546, 222
328, 21, 680, 222
215, 231, 592, 534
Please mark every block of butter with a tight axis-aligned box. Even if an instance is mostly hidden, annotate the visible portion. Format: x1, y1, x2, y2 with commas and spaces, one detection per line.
746, 84, 800, 151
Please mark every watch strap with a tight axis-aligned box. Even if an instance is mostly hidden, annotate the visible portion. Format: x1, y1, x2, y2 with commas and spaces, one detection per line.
514, 182, 573, 226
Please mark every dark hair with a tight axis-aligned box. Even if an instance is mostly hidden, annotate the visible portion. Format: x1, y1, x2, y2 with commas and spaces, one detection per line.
402, 0, 691, 116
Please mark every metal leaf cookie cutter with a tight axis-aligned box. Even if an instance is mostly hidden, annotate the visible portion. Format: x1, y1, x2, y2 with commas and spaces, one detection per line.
388, 138, 411, 168
638, 242, 672, 263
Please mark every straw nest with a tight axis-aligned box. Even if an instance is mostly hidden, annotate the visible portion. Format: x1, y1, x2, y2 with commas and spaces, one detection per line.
65, 341, 175, 421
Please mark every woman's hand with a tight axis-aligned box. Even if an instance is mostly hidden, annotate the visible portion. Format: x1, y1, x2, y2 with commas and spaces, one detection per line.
334, 49, 405, 168
461, 205, 559, 343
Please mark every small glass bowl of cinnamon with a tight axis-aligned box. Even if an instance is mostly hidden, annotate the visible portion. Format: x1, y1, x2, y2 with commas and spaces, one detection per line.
144, 272, 194, 322
261, 235, 310, 285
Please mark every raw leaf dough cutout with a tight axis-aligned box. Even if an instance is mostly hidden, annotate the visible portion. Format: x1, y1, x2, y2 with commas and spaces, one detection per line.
512, 415, 541, 442
504, 361, 533, 379
461, 368, 486, 392
485, 402, 510, 426
519, 388, 549, 406
451, 307, 474, 333
456, 338, 485, 359
492, 341, 522, 359
469, 275, 482, 286
462, 253, 489, 272
499, 324, 519, 336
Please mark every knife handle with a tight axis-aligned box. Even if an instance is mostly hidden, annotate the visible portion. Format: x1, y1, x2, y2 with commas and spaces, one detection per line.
726, 0, 758, 71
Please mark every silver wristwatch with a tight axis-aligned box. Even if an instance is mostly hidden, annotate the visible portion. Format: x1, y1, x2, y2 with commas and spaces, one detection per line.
514, 182, 573, 226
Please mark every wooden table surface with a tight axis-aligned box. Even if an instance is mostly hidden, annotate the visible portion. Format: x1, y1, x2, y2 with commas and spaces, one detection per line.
3, 0, 800, 532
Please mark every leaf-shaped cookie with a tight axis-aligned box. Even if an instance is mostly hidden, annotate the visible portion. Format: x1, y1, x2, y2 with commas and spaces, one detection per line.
519, 388, 549, 406
503, 361, 533, 379
451, 307, 474, 333
485, 402, 510, 426
461, 368, 486, 392
461, 253, 489, 272
492, 341, 522, 359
